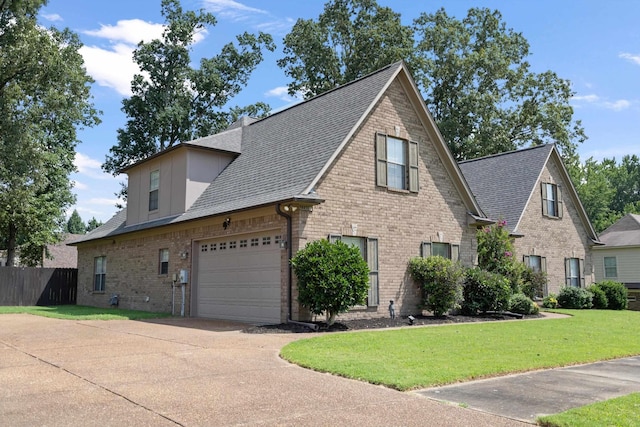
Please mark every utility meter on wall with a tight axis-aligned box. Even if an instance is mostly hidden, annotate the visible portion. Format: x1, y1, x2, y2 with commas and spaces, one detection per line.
178, 269, 188, 284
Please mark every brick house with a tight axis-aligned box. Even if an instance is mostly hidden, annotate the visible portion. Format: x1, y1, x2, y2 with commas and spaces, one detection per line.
458, 145, 601, 295
593, 214, 640, 310
71, 62, 491, 323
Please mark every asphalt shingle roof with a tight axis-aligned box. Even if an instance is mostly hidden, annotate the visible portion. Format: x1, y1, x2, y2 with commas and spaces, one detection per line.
458, 144, 554, 233
74, 62, 404, 243
598, 214, 640, 247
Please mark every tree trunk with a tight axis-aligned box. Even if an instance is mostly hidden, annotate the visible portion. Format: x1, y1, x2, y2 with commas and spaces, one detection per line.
6, 222, 16, 267
326, 311, 336, 327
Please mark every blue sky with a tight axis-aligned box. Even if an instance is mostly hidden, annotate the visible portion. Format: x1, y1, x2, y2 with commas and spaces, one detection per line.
38, 0, 640, 224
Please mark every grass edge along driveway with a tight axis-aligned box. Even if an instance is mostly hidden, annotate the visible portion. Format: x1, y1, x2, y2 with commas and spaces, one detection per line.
280, 310, 640, 391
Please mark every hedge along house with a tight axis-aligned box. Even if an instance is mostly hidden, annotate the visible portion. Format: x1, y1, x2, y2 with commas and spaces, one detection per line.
593, 214, 640, 310
458, 144, 602, 296
71, 62, 490, 323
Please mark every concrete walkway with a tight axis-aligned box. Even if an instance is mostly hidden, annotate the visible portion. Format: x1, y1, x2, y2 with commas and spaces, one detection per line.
416, 356, 640, 423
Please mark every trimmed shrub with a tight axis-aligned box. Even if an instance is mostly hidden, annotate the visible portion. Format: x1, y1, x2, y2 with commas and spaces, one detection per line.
291, 239, 369, 326
509, 293, 539, 315
542, 294, 559, 309
597, 280, 628, 310
557, 286, 593, 309
587, 284, 609, 309
521, 268, 547, 299
461, 268, 512, 315
408, 256, 464, 317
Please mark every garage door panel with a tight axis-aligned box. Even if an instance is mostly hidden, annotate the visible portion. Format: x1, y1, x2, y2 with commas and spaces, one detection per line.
196, 232, 281, 324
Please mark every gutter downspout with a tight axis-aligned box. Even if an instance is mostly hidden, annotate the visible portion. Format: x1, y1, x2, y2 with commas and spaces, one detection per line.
276, 204, 319, 332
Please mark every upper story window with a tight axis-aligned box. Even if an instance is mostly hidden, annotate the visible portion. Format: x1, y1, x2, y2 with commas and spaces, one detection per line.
604, 256, 618, 278
542, 182, 563, 218
94, 256, 106, 292
376, 133, 418, 192
149, 170, 160, 211
421, 242, 460, 261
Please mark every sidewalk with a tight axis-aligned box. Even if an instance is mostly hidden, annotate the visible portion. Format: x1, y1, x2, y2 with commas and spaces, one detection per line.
415, 356, 640, 423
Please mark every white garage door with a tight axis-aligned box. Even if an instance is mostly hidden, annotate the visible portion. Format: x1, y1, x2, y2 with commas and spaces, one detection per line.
196, 232, 282, 324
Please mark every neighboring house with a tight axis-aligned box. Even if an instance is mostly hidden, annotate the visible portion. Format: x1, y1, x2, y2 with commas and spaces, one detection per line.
71, 61, 491, 323
459, 144, 601, 295
0, 234, 80, 268
593, 213, 640, 310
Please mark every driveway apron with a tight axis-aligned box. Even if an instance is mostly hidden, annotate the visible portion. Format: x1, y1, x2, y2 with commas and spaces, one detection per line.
0, 314, 525, 427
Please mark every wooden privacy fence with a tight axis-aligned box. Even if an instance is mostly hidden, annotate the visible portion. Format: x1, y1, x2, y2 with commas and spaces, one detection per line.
0, 267, 77, 306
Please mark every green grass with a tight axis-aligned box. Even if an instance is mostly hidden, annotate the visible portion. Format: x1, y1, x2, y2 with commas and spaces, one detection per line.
0, 305, 171, 320
537, 393, 640, 426
281, 310, 640, 391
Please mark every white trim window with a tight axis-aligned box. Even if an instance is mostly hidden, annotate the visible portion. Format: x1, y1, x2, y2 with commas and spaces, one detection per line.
421, 242, 460, 261
541, 182, 563, 218
604, 256, 618, 278
329, 234, 379, 307
376, 133, 419, 192
94, 256, 106, 292
159, 249, 169, 275
523, 255, 547, 273
149, 170, 160, 211
565, 257, 584, 287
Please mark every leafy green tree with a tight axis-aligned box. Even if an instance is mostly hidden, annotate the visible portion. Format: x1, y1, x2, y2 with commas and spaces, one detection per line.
103, 0, 275, 181
86, 217, 104, 232
66, 210, 86, 234
0, 0, 99, 266
412, 8, 585, 160
291, 239, 369, 326
278, 3, 585, 161
278, 0, 414, 100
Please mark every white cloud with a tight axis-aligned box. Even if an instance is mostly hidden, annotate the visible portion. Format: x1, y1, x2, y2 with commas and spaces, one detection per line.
72, 180, 89, 191
202, 0, 267, 18
83, 19, 164, 45
255, 17, 296, 35
265, 86, 294, 102
74, 152, 115, 180
42, 13, 62, 22
80, 43, 138, 96
620, 52, 640, 66
572, 94, 599, 103
603, 99, 631, 111
571, 94, 632, 111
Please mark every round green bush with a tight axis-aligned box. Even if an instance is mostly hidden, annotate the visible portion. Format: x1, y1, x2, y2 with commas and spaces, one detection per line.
408, 256, 464, 317
542, 294, 559, 309
596, 280, 628, 310
509, 293, 538, 315
587, 284, 608, 309
291, 239, 369, 325
462, 268, 512, 314
557, 286, 593, 309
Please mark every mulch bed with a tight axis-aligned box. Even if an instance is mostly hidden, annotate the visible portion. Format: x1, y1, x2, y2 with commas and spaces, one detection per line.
243, 312, 544, 334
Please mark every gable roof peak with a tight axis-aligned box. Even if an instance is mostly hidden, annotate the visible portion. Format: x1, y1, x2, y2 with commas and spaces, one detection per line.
458, 143, 554, 165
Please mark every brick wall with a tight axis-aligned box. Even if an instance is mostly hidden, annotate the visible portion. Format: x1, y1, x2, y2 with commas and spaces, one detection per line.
513, 158, 594, 295
293, 79, 478, 320
76, 207, 287, 317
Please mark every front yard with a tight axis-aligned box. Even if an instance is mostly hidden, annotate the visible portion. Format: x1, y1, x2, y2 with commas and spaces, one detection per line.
281, 309, 640, 391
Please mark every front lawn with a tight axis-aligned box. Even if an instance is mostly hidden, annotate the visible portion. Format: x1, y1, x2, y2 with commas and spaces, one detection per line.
537, 393, 640, 427
281, 310, 640, 391
0, 305, 171, 320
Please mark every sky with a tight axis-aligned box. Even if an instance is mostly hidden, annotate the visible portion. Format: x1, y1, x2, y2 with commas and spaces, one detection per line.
37, 0, 640, 224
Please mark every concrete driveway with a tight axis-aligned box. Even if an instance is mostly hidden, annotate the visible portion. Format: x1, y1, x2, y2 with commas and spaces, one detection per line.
0, 314, 525, 427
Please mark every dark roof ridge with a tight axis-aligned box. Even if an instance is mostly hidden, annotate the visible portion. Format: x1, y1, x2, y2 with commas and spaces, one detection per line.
458, 143, 554, 164
249, 61, 403, 125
